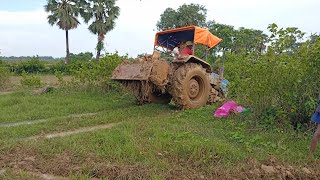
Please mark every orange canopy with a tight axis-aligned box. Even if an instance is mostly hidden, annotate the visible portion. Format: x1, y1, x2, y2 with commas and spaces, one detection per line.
154, 26, 222, 50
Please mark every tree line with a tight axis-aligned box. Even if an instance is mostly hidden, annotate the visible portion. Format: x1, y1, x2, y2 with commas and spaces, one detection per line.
156, 3, 310, 58
45, 0, 119, 64
45, 2, 317, 66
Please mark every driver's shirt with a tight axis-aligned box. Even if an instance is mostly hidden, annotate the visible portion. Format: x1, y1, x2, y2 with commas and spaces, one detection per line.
180, 47, 193, 55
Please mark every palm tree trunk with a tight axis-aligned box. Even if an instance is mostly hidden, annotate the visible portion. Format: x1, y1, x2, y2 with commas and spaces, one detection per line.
96, 34, 104, 62
95, 44, 101, 62
65, 30, 70, 64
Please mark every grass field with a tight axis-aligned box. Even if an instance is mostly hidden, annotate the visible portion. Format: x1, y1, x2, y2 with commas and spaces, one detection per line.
0, 85, 319, 179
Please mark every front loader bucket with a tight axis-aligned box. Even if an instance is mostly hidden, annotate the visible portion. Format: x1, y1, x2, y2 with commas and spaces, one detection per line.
111, 60, 153, 81
111, 51, 171, 104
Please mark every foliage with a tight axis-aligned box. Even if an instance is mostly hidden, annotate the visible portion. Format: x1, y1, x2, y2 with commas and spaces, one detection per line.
0, 91, 316, 179
70, 52, 93, 62
81, 0, 120, 62
0, 62, 10, 90
71, 52, 124, 90
224, 24, 320, 130
156, 3, 207, 31
207, 23, 268, 57
55, 71, 66, 86
20, 71, 42, 88
45, 61, 70, 74
44, 0, 82, 64
207, 22, 236, 52
267, 23, 306, 54
10, 57, 46, 75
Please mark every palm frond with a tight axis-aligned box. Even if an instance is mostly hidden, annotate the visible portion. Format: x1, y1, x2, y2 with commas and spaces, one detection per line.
44, 0, 81, 30
87, 0, 120, 35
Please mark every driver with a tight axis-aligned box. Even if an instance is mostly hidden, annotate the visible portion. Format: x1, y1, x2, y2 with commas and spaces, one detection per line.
180, 41, 194, 55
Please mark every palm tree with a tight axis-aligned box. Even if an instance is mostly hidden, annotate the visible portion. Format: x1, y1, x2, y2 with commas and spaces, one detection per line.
44, 0, 81, 64
85, 0, 120, 62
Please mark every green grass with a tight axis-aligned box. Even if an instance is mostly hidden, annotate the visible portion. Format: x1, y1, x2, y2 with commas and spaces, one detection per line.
0, 87, 317, 179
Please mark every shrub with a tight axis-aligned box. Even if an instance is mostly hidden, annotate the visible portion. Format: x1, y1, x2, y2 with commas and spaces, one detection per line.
11, 57, 46, 74
20, 71, 42, 88
70, 52, 93, 63
224, 33, 320, 130
71, 52, 124, 91
45, 61, 71, 74
0, 63, 10, 90
55, 71, 66, 86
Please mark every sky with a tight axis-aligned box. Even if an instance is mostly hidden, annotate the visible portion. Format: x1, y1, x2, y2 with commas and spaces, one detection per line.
0, 0, 319, 58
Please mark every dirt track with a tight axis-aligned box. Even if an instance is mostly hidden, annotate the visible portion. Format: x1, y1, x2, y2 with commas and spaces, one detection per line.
1, 152, 319, 179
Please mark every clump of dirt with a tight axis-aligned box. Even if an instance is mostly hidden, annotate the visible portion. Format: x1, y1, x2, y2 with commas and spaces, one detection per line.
233, 156, 320, 179
208, 87, 220, 104
149, 60, 170, 88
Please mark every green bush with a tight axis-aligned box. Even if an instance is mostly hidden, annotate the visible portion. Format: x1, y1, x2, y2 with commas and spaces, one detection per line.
224, 29, 320, 130
0, 63, 10, 90
70, 52, 93, 63
71, 52, 124, 91
20, 71, 42, 88
11, 57, 46, 74
45, 61, 71, 74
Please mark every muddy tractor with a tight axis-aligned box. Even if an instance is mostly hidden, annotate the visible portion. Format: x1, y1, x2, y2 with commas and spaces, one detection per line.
112, 26, 228, 109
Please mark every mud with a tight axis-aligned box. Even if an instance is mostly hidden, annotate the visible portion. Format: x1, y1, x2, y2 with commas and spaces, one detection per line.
25, 123, 120, 140
0, 145, 150, 179
149, 60, 170, 87
1, 146, 319, 179
208, 87, 221, 104
171, 63, 210, 109
121, 80, 152, 104
112, 61, 153, 81
113, 51, 172, 104
111, 52, 162, 81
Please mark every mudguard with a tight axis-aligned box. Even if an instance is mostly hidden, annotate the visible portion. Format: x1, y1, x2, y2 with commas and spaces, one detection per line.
173, 55, 212, 73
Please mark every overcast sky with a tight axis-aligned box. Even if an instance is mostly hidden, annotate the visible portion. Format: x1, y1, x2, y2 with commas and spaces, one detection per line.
0, 0, 319, 58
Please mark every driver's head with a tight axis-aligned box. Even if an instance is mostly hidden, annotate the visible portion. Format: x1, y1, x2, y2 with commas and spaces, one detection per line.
185, 41, 193, 48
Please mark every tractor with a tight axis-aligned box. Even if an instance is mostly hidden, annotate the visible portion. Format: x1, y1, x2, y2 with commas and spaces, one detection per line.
111, 26, 228, 109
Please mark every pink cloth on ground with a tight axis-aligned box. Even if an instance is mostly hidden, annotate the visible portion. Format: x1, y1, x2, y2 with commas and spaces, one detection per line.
214, 101, 245, 117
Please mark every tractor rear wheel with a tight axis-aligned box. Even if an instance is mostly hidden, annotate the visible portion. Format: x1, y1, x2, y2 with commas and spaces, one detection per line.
171, 63, 210, 109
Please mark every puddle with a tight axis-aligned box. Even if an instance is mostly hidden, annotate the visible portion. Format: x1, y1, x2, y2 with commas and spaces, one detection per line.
26, 123, 120, 140
0, 113, 98, 128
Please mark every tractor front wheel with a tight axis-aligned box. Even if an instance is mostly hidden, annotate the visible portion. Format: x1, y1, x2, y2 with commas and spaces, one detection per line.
171, 63, 210, 109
